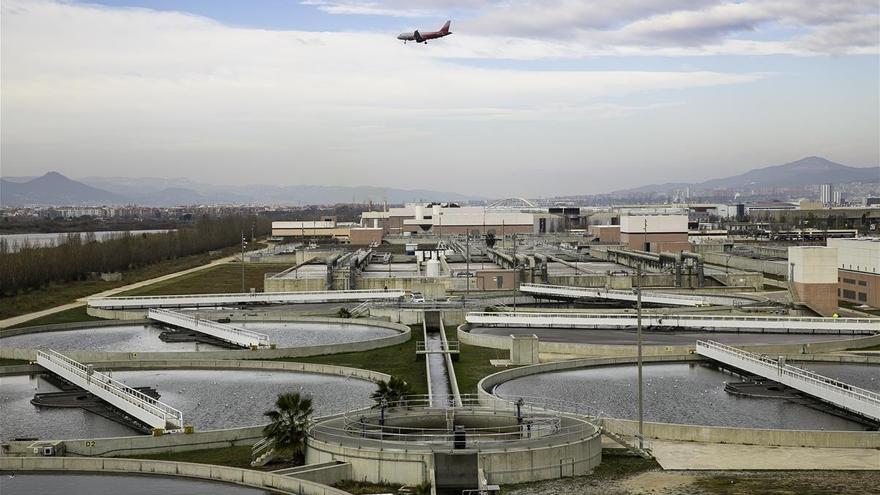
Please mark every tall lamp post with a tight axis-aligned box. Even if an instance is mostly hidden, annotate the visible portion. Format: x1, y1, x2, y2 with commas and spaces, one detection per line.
241, 231, 247, 293
636, 218, 646, 450
465, 232, 470, 307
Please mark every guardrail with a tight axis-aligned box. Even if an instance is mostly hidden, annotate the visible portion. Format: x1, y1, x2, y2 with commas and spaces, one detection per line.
148, 308, 270, 348
309, 394, 597, 449
696, 340, 880, 421
89, 289, 407, 309
520, 283, 751, 307
416, 340, 461, 354
36, 350, 183, 430
466, 311, 880, 333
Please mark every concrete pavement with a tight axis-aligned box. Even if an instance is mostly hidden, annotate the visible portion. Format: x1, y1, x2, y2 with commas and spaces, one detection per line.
651, 440, 880, 470
0, 254, 239, 329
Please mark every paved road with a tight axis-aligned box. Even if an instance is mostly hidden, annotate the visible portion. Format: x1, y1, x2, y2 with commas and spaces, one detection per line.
0, 254, 239, 329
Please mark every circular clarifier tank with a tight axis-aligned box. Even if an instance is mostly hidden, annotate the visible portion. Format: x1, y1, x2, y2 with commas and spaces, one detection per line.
0, 369, 376, 441
468, 326, 867, 346
0, 473, 278, 495
493, 361, 879, 431
1, 320, 397, 352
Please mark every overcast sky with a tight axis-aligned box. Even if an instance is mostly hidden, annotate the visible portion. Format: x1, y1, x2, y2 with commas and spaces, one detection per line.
1, 0, 878, 197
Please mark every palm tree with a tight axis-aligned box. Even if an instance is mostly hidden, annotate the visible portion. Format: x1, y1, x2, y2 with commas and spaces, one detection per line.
262, 392, 314, 461
371, 376, 412, 405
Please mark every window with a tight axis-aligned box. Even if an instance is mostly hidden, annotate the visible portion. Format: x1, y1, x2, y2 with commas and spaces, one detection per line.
858, 280, 867, 286
496, 276, 504, 289
858, 292, 867, 302
843, 278, 856, 284
842, 289, 856, 299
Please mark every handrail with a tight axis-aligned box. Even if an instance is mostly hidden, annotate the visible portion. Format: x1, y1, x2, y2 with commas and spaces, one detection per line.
416, 341, 460, 352
467, 311, 879, 325
90, 289, 405, 302
521, 283, 708, 302
148, 309, 270, 347
696, 340, 880, 405
37, 350, 183, 429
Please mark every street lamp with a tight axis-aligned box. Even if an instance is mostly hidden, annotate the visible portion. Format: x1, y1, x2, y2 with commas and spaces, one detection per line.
241, 232, 248, 293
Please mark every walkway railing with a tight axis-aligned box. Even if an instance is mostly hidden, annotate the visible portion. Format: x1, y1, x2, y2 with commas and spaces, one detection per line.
466, 311, 879, 334
148, 308, 270, 348
36, 350, 184, 431
416, 340, 460, 354
696, 340, 880, 421
520, 283, 752, 307
89, 289, 406, 309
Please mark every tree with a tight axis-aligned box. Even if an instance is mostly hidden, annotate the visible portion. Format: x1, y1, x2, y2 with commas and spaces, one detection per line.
262, 392, 314, 462
485, 231, 496, 249
371, 376, 412, 405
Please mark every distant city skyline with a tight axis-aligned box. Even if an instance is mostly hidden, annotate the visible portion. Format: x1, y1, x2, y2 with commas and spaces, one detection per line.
1, 0, 878, 197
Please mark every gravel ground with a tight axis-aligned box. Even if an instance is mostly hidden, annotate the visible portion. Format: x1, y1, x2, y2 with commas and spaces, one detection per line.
501, 460, 880, 495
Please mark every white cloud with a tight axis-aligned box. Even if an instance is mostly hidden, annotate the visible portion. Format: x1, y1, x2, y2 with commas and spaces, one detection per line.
308, 0, 879, 56
2, 0, 874, 196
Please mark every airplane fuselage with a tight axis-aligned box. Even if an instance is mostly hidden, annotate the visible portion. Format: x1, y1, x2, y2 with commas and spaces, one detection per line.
397, 30, 450, 43
398, 21, 452, 44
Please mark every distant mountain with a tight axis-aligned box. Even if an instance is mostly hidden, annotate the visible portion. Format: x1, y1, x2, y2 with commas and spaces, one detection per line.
2, 172, 483, 206
614, 156, 879, 194
82, 177, 482, 205
1, 172, 127, 206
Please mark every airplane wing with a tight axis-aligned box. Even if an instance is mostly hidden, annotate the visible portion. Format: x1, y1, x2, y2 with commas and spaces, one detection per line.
414, 30, 424, 43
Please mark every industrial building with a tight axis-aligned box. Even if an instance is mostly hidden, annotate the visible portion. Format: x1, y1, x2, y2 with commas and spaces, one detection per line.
360, 203, 563, 236
618, 210, 691, 253
828, 237, 880, 308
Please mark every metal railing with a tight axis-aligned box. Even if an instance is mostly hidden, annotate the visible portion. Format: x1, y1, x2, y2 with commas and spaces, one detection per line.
37, 350, 184, 430
520, 283, 752, 307
697, 340, 880, 407
89, 289, 407, 309
308, 394, 596, 449
466, 311, 880, 333
148, 309, 270, 348
416, 340, 461, 353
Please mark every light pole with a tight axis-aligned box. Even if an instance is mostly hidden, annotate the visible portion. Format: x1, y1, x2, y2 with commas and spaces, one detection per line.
636, 219, 645, 450
512, 232, 517, 311
241, 231, 247, 293
465, 232, 470, 307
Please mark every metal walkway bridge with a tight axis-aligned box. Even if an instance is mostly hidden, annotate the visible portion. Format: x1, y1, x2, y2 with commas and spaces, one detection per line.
696, 340, 880, 422
148, 308, 270, 348
520, 283, 756, 307
36, 350, 184, 431
89, 289, 407, 310
466, 311, 879, 334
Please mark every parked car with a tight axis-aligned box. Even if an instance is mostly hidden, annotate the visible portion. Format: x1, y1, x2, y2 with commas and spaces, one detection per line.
410, 292, 426, 303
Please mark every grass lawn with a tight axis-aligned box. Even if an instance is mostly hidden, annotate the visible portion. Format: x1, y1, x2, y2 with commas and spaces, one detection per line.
7, 306, 102, 329
277, 325, 429, 395
445, 324, 512, 395
332, 480, 403, 494
0, 243, 252, 320
277, 323, 511, 397
0, 358, 30, 366
125, 445, 300, 471
119, 262, 293, 297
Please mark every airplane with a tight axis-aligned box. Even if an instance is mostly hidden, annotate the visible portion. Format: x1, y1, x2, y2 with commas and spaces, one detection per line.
397, 21, 452, 44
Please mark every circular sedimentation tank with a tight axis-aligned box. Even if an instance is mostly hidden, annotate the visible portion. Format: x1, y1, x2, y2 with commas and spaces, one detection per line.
493, 360, 879, 431
0, 368, 376, 441
307, 395, 603, 486
0, 473, 277, 495
1, 320, 398, 353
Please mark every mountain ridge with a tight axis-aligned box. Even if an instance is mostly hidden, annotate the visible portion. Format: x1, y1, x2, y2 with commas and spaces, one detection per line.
613, 156, 879, 195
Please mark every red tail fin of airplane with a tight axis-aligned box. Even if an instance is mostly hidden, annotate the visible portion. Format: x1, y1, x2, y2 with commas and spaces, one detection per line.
440, 20, 451, 34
